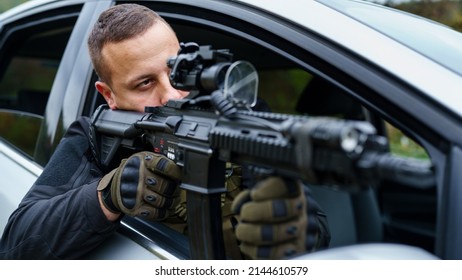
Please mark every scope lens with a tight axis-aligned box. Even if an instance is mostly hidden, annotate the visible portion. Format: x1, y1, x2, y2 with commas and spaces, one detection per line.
224, 61, 258, 107
200, 63, 231, 92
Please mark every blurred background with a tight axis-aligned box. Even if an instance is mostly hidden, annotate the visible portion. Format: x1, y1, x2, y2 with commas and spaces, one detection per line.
0, 0, 27, 12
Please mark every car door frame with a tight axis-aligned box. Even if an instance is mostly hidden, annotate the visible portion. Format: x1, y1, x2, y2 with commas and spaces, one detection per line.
32, 0, 113, 166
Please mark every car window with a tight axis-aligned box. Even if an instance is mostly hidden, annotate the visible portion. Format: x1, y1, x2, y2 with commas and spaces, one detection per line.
258, 69, 311, 114
0, 16, 77, 157
386, 122, 429, 160
0, 111, 42, 156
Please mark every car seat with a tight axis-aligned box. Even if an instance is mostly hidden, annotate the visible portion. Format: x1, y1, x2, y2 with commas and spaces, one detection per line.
17, 89, 49, 115
296, 77, 383, 248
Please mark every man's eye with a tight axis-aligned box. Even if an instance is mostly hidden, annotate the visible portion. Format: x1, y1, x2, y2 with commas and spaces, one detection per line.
138, 79, 153, 88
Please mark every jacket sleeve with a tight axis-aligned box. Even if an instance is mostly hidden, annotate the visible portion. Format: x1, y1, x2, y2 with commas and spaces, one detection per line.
0, 118, 119, 259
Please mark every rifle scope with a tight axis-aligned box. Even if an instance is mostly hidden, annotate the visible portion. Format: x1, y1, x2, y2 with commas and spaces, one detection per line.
167, 42, 257, 107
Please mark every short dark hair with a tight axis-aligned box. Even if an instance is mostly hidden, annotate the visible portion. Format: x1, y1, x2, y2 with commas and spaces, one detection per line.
87, 4, 172, 83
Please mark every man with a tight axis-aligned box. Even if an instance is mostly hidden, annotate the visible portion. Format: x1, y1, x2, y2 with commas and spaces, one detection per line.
0, 4, 329, 259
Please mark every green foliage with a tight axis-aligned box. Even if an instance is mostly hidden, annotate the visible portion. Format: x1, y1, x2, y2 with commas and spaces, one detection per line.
389, 0, 462, 32
386, 123, 429, 159
0, 112, 42, 157
258, 69, 311, 114
0, 0, 29, 13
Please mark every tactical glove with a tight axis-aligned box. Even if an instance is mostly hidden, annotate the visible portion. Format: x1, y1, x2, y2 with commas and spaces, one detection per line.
97, 151, 181, 220
231, 176, 310, 259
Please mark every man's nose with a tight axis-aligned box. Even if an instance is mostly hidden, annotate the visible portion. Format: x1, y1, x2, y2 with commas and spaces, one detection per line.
159, 77, 184, 105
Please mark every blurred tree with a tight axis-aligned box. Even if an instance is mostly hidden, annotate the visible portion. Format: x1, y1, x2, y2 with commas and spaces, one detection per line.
388, 0, 462, 32
0, 0, 28, 13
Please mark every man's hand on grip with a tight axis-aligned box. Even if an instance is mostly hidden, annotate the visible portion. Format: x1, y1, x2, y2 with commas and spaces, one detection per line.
97, 151, 181, 220
231, 176, 309, 259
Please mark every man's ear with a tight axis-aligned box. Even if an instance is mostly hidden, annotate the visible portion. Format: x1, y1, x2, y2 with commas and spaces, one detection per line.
95, 81, 117, 109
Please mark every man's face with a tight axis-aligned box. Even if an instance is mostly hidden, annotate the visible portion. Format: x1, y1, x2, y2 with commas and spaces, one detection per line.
96, 21, 189, 112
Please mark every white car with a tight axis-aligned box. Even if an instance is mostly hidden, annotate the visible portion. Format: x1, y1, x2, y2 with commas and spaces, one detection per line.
1, 0, 461, 259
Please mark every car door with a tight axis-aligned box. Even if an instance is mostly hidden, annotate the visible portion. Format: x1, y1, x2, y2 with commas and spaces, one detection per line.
0, 1, 84, 236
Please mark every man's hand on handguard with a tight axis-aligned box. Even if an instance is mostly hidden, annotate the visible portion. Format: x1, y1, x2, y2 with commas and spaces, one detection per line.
231, 176, 311, 259
97, 151, 181, 220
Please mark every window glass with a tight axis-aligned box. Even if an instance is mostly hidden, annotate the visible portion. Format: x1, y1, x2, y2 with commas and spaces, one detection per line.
386, 122, 429, 160
258, 69, 311, 114
0, 21, 75, 157
0, 56, 57, 115
263, 71, 366, 121
0, 110, 42, 156
0, 26, 73, 115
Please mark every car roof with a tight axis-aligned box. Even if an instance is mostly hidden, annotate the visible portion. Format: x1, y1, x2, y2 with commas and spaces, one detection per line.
237, 0, 462, 75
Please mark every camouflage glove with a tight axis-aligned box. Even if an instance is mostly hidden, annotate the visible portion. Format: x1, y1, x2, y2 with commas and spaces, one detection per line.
97, 151, 181, 220
231, 176, 308, 259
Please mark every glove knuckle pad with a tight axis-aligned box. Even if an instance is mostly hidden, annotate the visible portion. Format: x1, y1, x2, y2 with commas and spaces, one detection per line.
145, 153, 181, 181
135, 204, 168, 220
155, 157, 169, 172
119, 156, 142, 209
145, 175, 177, 196
272, 200, 288, 218
261, 225, 273, 242
143, 190, 160, 205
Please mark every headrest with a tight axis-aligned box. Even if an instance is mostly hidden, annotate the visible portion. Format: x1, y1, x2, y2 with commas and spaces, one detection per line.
296, 78, 364, 120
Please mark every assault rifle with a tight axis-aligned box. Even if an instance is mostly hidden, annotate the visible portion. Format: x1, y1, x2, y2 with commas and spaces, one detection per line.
90, 42, 434, 259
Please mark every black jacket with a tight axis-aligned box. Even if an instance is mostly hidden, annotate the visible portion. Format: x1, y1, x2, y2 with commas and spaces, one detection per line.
0, 117, 118, 259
